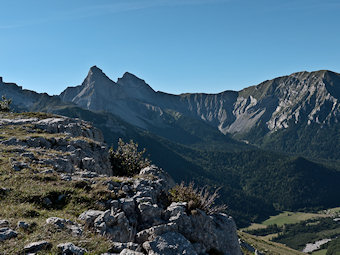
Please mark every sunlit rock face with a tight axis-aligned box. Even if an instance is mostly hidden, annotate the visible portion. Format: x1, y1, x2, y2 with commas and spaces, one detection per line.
60, 68, 340, 136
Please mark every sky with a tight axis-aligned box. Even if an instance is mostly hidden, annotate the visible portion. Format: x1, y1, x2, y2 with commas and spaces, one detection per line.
1, 0, 340, 95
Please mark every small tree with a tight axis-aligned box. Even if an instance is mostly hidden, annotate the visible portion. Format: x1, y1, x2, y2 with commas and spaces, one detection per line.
109, 138, 150, 176
0, 96, 11, 112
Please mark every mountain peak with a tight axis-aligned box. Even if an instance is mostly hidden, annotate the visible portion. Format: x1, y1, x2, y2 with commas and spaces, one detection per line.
117, 72, 155, 99
0, 77, 3, 83
122, 72, 137, 78
84, 66, 115, 86
88, 65, 106, 76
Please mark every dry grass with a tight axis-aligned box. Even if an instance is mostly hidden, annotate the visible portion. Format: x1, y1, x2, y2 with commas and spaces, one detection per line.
169, 182, 227, 215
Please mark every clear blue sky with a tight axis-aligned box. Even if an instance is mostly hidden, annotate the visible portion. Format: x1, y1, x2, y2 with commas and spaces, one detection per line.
1, 0, 340, 95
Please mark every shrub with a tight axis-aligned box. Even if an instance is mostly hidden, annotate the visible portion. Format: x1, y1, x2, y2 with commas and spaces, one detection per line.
109, 138, 151, 176
0, 95, 11, 112
169, 182, 227, 215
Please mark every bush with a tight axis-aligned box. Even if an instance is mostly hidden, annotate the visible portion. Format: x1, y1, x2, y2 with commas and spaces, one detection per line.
109, 138, 151, 176
169, 182, 227, 215
0, 96, 11, 112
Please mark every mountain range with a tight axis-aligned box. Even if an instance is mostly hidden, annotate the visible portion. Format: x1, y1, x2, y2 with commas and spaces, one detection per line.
1, 67, 339, 226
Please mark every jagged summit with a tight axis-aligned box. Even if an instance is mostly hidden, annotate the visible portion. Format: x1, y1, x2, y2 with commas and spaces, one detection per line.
89, 65, 102, 73
84, 65, 116, 86
117, 71, 155, 98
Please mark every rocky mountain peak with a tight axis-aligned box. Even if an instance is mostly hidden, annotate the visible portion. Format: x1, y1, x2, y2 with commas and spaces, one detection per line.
117, 72, 155, 100
84, 65, 115, 87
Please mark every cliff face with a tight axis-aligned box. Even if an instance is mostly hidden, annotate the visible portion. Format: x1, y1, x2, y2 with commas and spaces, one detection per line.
0, 112, 241, 255
60, 67, 340, 137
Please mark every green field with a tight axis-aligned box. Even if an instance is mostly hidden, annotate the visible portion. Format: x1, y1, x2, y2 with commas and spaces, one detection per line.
262, 211, 330, 227
238, 231, 305, 255
312, 249, 328, 255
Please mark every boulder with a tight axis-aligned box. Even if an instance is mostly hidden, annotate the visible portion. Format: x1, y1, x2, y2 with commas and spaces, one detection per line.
177, 210, 242, 255
0, 220, 9, 228
57, 242, 87, 255
78, 209, 104, 227
23, 240, 52, 253
94, 210, 135, 242
143, 231, 197, 255
46, 217, 82, 236
120, 248, 144, 255
138, 202, 163, 227
17, 221, 29, 230
0, 227, 17, 241
108, 242, 141, 253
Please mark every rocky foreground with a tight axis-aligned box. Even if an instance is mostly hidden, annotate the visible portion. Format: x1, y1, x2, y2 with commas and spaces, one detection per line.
0, 112, 241, 255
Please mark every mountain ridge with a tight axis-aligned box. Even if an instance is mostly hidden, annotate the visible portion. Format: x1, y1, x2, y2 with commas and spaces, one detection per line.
60, 67, 340, 137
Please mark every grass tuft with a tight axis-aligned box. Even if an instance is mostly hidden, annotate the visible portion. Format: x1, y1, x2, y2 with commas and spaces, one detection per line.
169, 182, 227, 215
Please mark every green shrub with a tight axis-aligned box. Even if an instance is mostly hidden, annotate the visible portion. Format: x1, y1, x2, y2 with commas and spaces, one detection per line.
109, 138, 151, 176
169, 182, 227, 215
0, 95, 11, 112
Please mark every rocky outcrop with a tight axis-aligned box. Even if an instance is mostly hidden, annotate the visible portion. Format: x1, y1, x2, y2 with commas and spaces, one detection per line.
77, 165, 241, 255
0, 114, 112, 175
0, 113, 241, 254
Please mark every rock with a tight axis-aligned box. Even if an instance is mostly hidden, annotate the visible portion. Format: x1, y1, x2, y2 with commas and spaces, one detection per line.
0, 219, 9, 228
46, 217, 82, 236
164, 202, 187, 220
136, 223, 178, 244
17, 221, 29, 230
60, 173, 72, 181
119, 198, 136, 217
20, 152, 36, 160
57, 242, 87, 255
177, 210, 242, 255
255, 250, 264, 255
138, 202, 163, 226
120, 248, 144, 255
79, 170, 98, 178
108, 242, 141, 253
238, 239, 255, 253
43, 197, 53, 207
53, 158, 74, 173
11, 161, 29, 171
23, 240, 52, 253
192, 242, 207, 255
41, 169, 54, 174
139, 165, 175, 191
0, 187, 9, 196
0, 227, 17, 241
78, 209, 104, 227
143, 231, 197, 255
93, 210, 135, 243
81, 157, 96, 171
46, 217, 67, 228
